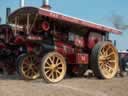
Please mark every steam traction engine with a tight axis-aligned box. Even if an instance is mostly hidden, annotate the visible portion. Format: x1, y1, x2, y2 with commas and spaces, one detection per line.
0, 7, 121, 83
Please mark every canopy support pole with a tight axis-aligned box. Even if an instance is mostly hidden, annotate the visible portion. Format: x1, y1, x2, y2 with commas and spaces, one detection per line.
27, 14, 30, 35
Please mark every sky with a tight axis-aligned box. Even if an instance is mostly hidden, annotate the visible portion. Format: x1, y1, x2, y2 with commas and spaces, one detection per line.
0, 0, 128, 50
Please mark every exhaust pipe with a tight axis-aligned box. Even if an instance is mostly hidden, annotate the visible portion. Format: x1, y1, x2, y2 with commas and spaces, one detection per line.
42, 0, 51, 9
6, 8, 11, 24
43, 0, 49, 5
20, 0, 25, 7
0, 17, 1, 24
114, 40, 116, 47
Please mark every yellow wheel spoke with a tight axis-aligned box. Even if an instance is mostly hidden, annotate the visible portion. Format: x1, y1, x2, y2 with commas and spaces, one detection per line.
31, 66, 38, 75
105, 64, 113, 73
99, 63, 104, 68
99, 56, 105, 61
101, 48, 106, 55
109, 60, 116, 63
51, 56, 55, 61
55, 58, 60, 64
99, 60, 104, 64
56, 62, 62, 67
52, 72, 55, 79
106, 46, 111, 53
45, 62, 51, 66
44, 66, 51, 69
55, 71, 59, 78
49, 71, 54, 79
56, 70, 61, 75
57, 67, 62, 70
48, 57, 53, 64
45, 69, 51, 74
31, 70, 36, 76
25, 70, 30, 76
107, 52, 115, 57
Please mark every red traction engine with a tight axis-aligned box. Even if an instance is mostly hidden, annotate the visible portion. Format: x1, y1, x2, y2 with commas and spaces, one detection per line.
0, 7, 121, 83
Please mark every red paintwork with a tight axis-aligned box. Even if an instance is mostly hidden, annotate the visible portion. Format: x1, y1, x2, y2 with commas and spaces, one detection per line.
14, 36, 25, 44
66, 54, 76, 64
55, 41, 88, 64
41, 21, 50, 31
88, 37, 98, 49
55, 41, 65, 55
74, 35, 85, 48
0, 43, 5, 48
27, 46, 33, 53
38, 8, 121, 35
9, 7, 121, 34
76, 53, 88, 64
55, 41, 75, 64
55, 41, 74, 55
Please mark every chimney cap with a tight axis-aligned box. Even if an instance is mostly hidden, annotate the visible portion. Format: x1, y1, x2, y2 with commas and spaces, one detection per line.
42, 0, 51, 10
42, 5, 51, 9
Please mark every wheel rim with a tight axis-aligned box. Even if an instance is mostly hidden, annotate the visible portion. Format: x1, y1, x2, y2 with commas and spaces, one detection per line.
98, 44, 118, 78
43, 53, 66, 83
21, 55, 40, 79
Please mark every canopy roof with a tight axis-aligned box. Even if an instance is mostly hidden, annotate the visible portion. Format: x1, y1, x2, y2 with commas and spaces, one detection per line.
8, 6, 121, 35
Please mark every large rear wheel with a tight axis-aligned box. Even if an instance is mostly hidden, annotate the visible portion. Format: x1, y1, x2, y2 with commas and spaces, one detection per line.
40, 52, 67, 83
91, 41, 119, 79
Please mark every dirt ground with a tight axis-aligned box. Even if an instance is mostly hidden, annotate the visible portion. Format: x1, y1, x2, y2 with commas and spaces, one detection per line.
0, 74, 128, 96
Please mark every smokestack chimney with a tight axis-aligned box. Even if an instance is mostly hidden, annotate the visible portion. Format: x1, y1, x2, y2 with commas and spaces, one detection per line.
42, 0, 51, 10
0, 17, 1, 24
114, 40, 116, 47
6, 8, 11, 24
20, 0, 25, 7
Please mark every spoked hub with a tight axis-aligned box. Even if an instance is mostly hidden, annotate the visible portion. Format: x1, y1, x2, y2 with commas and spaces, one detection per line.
18, 54, 40, 80
91, 42, 118, 79
40, 52, 67, 83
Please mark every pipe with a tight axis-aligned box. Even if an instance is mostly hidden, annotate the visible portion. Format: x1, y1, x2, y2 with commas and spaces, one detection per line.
20, 0, 25, 7
43, 0, 49, 5
114, 40, 116, 47
0, 17, 1, 24
6, 8, 11, 24
42, 0, 51, 9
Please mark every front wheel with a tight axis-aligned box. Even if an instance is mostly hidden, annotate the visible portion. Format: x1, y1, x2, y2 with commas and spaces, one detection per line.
40, 52, 67, 83
91, 41, 119, 79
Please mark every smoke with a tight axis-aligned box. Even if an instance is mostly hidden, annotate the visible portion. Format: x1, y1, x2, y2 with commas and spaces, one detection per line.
110, 14, 128, 30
